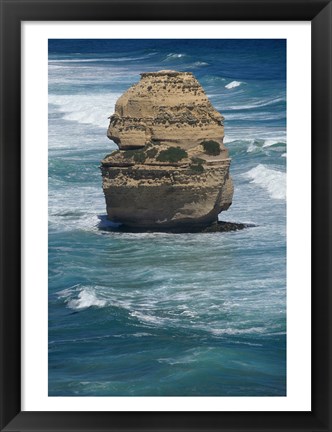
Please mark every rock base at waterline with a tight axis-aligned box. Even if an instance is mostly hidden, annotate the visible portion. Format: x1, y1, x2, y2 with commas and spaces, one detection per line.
98, 218, 255, 234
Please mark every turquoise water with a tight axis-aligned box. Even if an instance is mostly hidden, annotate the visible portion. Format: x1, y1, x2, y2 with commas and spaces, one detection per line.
48, 40, 286, 396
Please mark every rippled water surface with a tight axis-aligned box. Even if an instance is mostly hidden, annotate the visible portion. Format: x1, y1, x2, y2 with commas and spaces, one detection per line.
48, 39, 286, 396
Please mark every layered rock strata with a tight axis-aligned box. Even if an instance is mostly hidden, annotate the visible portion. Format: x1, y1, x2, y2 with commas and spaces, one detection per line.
101, 70, 233, 230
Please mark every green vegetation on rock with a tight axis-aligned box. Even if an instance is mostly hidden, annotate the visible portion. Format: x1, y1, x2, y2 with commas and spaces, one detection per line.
104, 150, 120, 159
190, 157, 205, 173
146, 147, 158, 158
156, 147, 188, 163
190, 163, 204, 173
122, 149, 147, 163
201, 140, 221, 156
123, 150, 133, 159
133, 151, 147, 163
191, 157, 205, 165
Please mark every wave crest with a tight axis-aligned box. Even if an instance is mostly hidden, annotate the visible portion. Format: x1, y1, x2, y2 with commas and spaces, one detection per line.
49, 93, 120, 128
244, 164, 286, 200
225, 81, 242, 89
58, 285, 108, 310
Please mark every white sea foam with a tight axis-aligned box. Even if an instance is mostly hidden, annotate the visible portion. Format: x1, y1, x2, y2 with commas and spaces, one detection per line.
180, 309, 197, 318
49, 93, 120, 129
263, 139, 286, 148
48, 184, 105, 233
157, 355, 197, 365
61, 286, 108, 310
49, 54, 157, 63
225, 111, 285, 121
244, 164, 286, 200
57, 286, 80, 298
281, 153, 287, 158
192, 61, 209, 67
129, 311, 162, 325
224, 130, 287, 145
210, 327, 266, 336
48, 65, 138, 86
132, 332, 153, 338
49, 211, 102, 233
165, 53, 186, 60
225, 81, 242, 89
245, 139, 286, 153
246, 142, 257, 153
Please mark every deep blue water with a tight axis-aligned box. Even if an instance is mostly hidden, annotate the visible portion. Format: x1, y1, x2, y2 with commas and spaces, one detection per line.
48, 39, 286, 396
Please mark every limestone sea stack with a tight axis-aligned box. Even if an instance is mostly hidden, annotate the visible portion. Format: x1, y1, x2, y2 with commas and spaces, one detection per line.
101, 70, 234, 230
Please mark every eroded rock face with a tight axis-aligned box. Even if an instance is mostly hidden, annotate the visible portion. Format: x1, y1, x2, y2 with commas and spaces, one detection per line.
101, 70, 233, 230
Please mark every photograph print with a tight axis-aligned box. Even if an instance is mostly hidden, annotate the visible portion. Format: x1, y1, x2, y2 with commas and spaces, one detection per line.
48, 39, 286, 397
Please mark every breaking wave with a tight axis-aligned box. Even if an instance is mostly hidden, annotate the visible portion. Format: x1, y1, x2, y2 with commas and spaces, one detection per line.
225, 81, 242, 89
164, 53, 187, 60
244, 164, 286, 200
49, 93, 120, 128
58, 286, 108, 310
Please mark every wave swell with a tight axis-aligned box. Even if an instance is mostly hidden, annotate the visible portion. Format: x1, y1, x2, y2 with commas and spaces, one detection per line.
244, 164, 286, 200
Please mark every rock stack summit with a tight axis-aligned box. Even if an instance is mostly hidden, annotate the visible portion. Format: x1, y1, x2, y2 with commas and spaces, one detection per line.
101, 70, 234, 231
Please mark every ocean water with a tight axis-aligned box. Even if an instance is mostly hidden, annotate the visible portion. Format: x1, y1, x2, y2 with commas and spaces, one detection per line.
48, 39, 286, 396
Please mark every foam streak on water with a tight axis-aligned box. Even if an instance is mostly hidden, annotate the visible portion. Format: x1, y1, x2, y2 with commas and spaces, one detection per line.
49, 94, 121, 129
225, 80, 243, 89
244, 164, 286, 200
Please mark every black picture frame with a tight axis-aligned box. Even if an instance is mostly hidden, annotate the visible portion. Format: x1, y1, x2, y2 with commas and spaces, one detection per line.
0, 0, 331, 431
